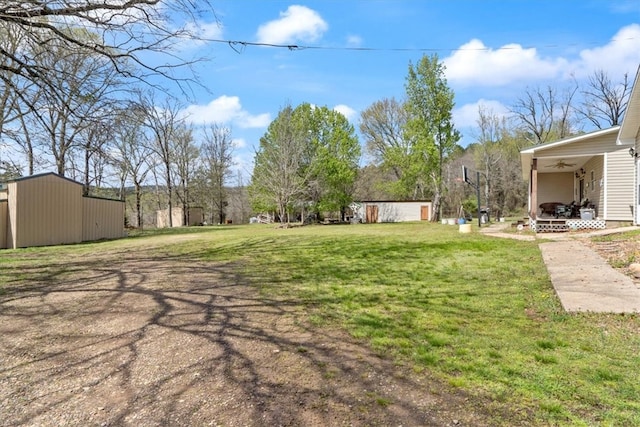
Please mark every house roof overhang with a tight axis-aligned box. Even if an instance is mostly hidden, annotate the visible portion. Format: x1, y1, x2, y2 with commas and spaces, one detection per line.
520, 127, 620, 179
618, 65, 640, 146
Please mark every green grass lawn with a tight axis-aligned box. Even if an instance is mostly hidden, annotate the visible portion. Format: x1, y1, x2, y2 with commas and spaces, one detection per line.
3, 222, 640, 425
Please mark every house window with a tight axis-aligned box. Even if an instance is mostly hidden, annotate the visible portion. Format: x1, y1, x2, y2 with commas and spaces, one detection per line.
590, 170, 596, 192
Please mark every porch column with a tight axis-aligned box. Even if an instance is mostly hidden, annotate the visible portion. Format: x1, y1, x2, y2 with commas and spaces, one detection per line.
530, 158, 538, 219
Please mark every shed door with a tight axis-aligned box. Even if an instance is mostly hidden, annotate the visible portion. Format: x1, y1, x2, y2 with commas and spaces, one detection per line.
366, 205, 378, 223
420, 205, 430, 221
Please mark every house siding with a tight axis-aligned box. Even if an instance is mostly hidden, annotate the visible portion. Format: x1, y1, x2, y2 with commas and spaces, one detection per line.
604, 149, 634, 221
10, 174, 83, 248
539, 133, 619, 157
636, 130, 640, 224
82, 197, 125, 242
582, 156, 604, 217
537, 172, 574, 207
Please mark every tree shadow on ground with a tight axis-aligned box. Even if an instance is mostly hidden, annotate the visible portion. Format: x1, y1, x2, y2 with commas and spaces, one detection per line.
0, 246, 507, 426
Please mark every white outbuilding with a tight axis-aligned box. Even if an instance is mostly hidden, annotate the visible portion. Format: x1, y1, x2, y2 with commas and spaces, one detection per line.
354, 200, 433, 223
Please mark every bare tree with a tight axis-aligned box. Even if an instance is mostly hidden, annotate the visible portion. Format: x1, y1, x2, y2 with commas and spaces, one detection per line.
18, 33, 120, 177
512, 83, 578, 145
13, 100, 41, 175
230, 171, 251, 224
359, 97, 409, 173
200, 124, 235, 224
0, 1, 216, 107
0, 22, 31, 172
353, 164, 396, 201
79, 119, 114, 194
148, 154, 165, 213
578, 70, 631, 129
474, 106, 504, 217
172, 125, 199, 226
112, 106, 152, 228
141, 94, 184, 227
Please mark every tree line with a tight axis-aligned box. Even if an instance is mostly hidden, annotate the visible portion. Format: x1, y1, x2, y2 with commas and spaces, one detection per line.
0, 2, 248, 228
250, 54, 630, 223
1, 3, 632, 226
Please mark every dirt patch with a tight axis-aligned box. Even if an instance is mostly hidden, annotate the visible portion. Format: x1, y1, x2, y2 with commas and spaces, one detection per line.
0, 236, 510, 426
586, 234, 640, 283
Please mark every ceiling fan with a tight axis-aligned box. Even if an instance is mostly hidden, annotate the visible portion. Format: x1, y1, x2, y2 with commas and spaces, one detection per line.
546, 160, 576, 169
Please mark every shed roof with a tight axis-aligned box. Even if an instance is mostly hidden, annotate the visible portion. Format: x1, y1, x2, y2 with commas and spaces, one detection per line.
357, 200, 432, 203
6, 172, 122, 202
8, 172, 82, 186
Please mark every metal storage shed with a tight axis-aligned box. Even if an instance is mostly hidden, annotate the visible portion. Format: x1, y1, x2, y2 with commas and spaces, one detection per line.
156, 207, 204, 228
0, 173, 125, 249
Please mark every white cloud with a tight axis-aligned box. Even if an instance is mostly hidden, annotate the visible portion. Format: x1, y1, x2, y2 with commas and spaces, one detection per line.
444, 39, 567, 86
571, 24, 640, 78
181, 96, 271, 128
238, 112, 272, 128
333, 104, 357, 122
453, 99, 510, 129
256, 5, 328, 44
444, 24, 640, 87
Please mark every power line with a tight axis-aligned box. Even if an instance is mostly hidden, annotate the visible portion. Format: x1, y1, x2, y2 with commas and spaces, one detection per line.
205, 36, 639, 54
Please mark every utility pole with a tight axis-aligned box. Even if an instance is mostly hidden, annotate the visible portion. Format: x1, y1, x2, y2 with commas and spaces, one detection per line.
476, 170, 482, 228
462, 165, 483, 228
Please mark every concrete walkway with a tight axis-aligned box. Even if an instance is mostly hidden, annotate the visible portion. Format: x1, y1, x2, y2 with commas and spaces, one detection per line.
478, 222, 640, 313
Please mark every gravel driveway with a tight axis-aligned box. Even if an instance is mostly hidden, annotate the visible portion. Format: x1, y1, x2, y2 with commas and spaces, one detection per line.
0, 236, 496, 426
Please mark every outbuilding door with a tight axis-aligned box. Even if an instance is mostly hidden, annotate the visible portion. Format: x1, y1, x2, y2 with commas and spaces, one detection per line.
366, 205, 378, 223
420, 205, 430, 221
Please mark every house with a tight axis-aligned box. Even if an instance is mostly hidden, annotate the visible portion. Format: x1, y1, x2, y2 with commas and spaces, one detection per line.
354, 200, 432, 223
521, 64, 640, 231
619, 65, 640, 225
156, 206, 204, 227
520, 122, 635, 232
0, 173, 125, 249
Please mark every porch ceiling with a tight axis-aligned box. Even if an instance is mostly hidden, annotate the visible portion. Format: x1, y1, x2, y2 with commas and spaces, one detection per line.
536, 156, 591, 171
520, 154, 593, 179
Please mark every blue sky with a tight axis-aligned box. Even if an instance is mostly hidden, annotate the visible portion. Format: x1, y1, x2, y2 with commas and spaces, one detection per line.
176, 0, 640, 180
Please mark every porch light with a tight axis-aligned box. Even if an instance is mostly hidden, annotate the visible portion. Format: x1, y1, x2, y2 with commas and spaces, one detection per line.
630, 147, 638, 158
